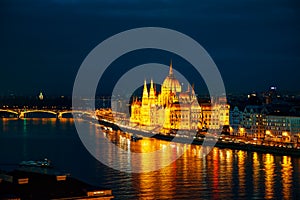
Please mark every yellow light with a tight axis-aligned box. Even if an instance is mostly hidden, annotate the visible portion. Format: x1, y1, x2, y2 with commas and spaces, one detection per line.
282, 132, 288, 137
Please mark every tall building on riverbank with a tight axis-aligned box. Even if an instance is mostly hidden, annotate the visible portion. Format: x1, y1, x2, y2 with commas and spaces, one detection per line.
130, 61, 230, 131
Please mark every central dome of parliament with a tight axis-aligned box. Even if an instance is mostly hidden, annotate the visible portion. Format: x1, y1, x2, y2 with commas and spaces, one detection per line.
162, 61, 181, 93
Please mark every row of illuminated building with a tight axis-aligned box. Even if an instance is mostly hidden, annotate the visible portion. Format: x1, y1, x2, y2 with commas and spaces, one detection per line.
230, 105, 300, 143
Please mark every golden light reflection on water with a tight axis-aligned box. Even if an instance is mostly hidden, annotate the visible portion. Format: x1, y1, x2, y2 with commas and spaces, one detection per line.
238, 151, 246, 194
281, 156, 293, 199
138, 167, 176, 199
212, 148, 220, 199
132, 144, 219, 199
1, 120, 298, 198
1, 118, 18, 132
1, 118, 9, 132
252, 152, 260, 195
88, 123, 298, 198
264, 154, 275, 199
58, 118, 73, 123
135, 144, 177, 199
131, 139, 159, 153
41, 118, 53, 125
224, 149, 233, 187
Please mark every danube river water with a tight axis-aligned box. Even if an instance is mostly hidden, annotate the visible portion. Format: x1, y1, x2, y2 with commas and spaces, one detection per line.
0, 118, 299, 199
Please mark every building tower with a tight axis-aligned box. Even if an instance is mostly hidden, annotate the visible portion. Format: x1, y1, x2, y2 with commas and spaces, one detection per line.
160, 61, 181, 107
149, 79, 156, 105
140, 80, 150, 126
142, 80, 149, 106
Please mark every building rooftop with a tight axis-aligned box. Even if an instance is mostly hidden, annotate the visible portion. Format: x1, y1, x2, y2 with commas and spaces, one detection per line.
0, 169, 114, 200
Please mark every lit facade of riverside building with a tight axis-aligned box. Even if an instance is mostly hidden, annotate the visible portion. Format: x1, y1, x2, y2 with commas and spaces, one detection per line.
130, 62, 230, 132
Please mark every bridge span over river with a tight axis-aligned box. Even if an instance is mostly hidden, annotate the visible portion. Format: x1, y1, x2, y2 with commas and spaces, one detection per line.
0, 109, 95, 119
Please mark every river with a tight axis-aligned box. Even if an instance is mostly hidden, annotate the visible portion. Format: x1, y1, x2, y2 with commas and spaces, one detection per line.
0, 118, 299, 199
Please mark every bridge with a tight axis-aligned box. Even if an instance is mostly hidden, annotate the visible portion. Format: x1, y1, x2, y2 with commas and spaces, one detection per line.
0, 109, 96, 119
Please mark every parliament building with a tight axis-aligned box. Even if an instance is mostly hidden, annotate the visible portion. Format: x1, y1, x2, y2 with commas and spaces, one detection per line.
130, 62, 230, 132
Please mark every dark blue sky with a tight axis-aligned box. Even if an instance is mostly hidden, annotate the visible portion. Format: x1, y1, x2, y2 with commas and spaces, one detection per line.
1, 0, 300, 96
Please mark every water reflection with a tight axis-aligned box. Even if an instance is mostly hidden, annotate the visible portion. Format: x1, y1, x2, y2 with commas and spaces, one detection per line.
1, 118, 17, 132
238, 151, 246, 195
23, 118, 27, 133
94, 126, 298, 199
135, 161, 177, 199
264, 154, 275, 199
281, 156, 293, 199
0, 119, 298, 199
252, 152, 261, 196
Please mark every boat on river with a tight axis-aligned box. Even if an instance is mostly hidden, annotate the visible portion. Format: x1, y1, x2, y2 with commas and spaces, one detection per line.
131, 134, 143, 141
19, 158, 52, 168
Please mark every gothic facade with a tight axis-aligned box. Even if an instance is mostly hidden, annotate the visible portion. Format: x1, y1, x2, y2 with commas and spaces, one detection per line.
130, 62, 229, 132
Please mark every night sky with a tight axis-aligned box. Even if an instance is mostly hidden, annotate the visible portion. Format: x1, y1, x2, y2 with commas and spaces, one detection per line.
1, 0, 300, 96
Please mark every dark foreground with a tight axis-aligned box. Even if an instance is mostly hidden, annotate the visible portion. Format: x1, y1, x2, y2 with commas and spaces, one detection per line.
0, 168, 114, 200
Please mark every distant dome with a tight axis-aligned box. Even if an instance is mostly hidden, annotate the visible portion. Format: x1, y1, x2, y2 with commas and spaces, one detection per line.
162, 62, 181, 93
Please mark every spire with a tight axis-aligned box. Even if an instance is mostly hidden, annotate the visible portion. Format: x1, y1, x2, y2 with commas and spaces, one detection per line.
150, 79, 154, 89
143, 80, 148, 98
169, 59, 173, 75
192, 84, 196, 94
149, 79, 155, 99
142, 80, 149, 106
191, 83, 196, 100
132, 96, 137, 104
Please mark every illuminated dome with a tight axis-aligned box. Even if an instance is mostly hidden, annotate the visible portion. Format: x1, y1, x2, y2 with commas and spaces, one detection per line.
162, 62, 181, 93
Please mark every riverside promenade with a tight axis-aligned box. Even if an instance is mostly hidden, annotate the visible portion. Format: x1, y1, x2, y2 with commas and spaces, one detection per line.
98, 118, 300, 157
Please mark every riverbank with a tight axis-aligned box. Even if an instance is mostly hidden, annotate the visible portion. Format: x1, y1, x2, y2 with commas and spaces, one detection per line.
98, 119, 300, 157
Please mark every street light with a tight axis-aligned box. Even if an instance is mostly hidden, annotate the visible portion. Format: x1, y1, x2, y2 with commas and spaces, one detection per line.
282, 131, 290, 142
282, 131, 288, 137
229, 126, 233, 135
239, 127, 245, 137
